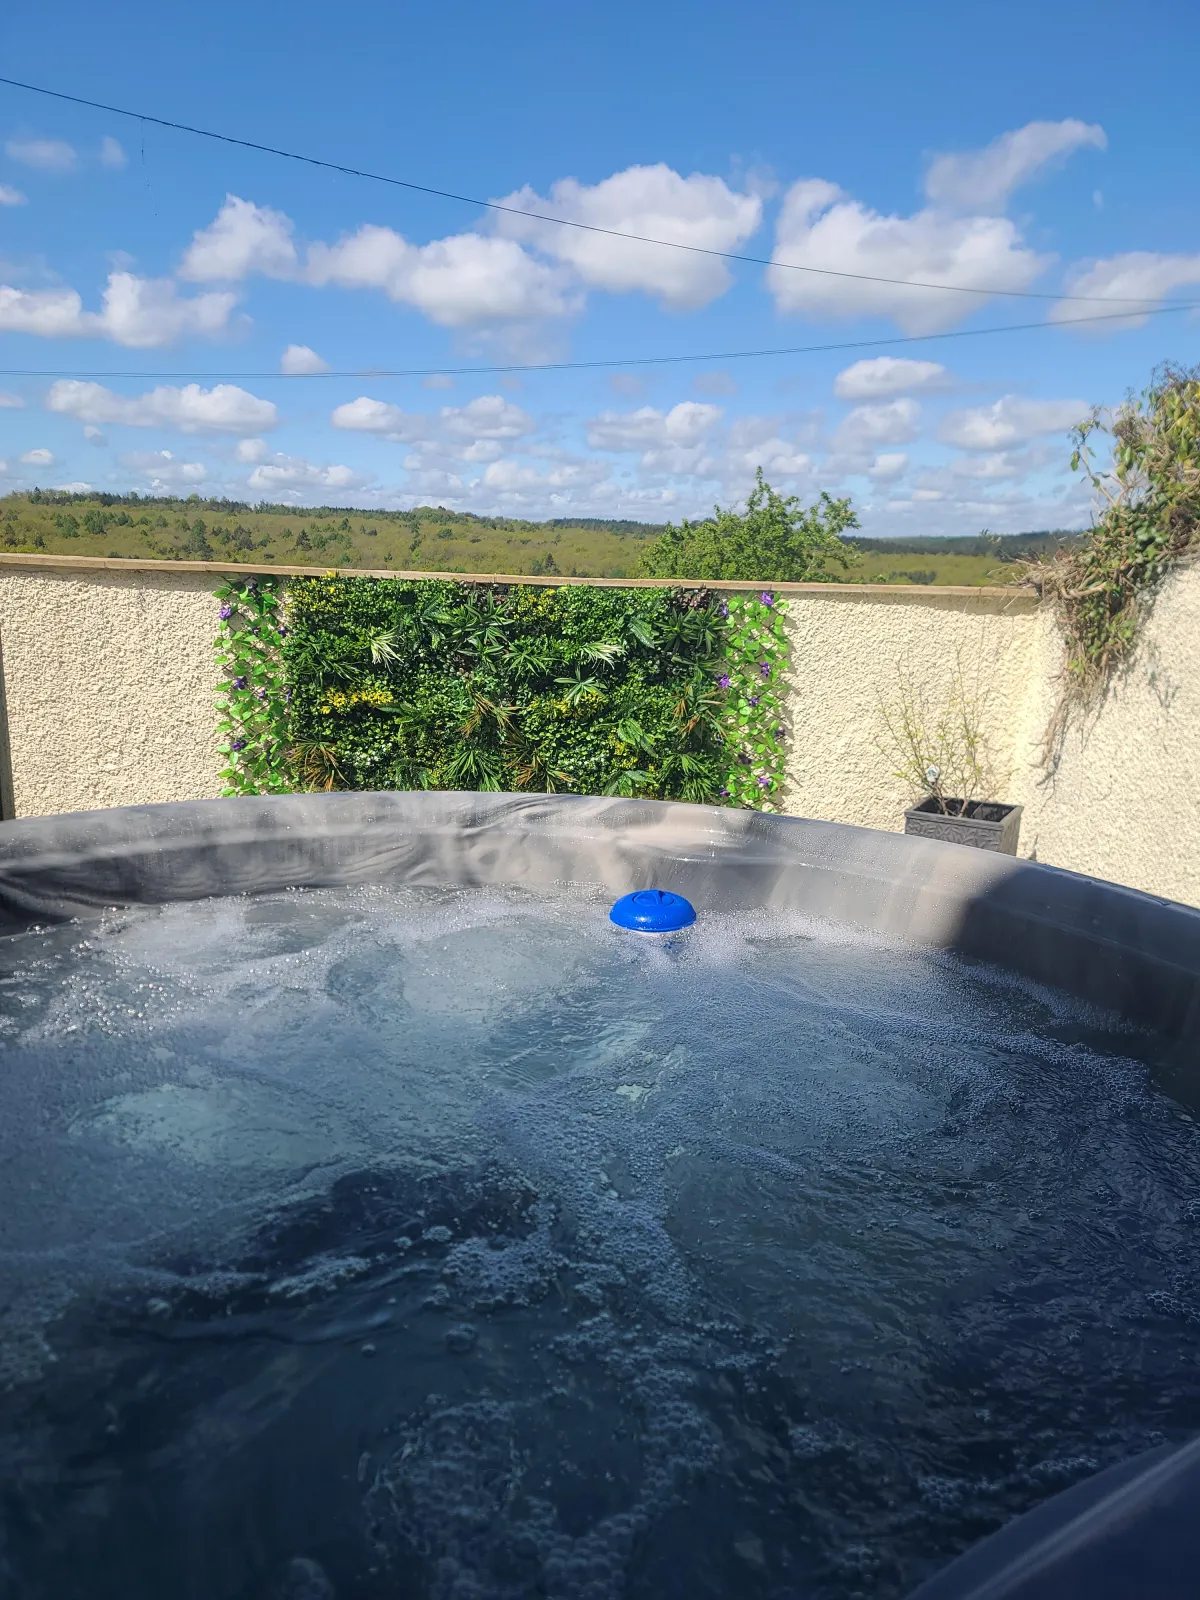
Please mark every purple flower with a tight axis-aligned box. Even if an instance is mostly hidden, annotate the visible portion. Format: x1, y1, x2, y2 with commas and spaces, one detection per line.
219, 604, 233, 621
719, 600, 729, 618
757, 775, 770, 789
718, 673, 731, 689
760, 591, 775, 606
230, 737, 247, 752
748, 696, 759, 707
284, 688, 292, 704
719, 786, 730, 797
255, 688, 268, 701
232, 675, 247, 690
277, 625, 288, 638
759, 662, 770, 679
774, 724, 786, 738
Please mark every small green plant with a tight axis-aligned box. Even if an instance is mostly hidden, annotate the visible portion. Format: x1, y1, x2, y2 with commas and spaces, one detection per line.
214, 576, 292, 794
876, 650, 1003, 815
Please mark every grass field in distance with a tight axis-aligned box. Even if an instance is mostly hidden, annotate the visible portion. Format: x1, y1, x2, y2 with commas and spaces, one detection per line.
0, 491, 1080, 586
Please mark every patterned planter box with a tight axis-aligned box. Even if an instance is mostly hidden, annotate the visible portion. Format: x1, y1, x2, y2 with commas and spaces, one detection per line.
903, 796, 1022, 855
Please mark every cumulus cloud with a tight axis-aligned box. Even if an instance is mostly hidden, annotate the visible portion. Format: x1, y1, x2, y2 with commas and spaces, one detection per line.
55, 481, 92, 493
308, 225, 575, 326
47, 380, 277, 434
494, 163, 762, 310
868, 453, 909, 480
180, 194, 299, 282
587, 401, 723, 453
119, 449, 208, 489
0, 391, 24, 408
247, 454, 367, 493
833, 398, 922, 454
5, 137, 77, 172
768, 178, 1047, 333
924, 120, 1106, 212
480, 457, 610, 494
331, 393, 534, 451
0, 184, 26, 206
99, 136, 127, 170
834, 357, 949, 400
0, 272, 238, 346
937, 395, 1087, 450
234, 437, 269, 463
280, 343, 330, 374
20, 447, 53, 465
1050, 251, 1200, 326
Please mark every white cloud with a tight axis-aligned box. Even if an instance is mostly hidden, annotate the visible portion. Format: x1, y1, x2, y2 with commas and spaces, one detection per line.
182, 194, 575, 328
247, 454, 367, 494
0, 272, 237, 346
769, 179, 1047, 333
20, 448, 54, 466
495, 163, 762, 310
331, 393, 534, 452
234, 438, 269, 463
99, 136, 127, 170
421, 374, 454, 390
938, 395, 1086, 450
180, 194, 299, 282
924, 120, 1106, 212
308, 224, 574, 326
280, 343, 330, 374
5, 137, 77, 172
441, 395, 534, 440
47, 380, 277, 434
1051, 251, 1200, 326
330, 396, 417, 441
833, 398, 922, 454
119, 450, 208, 489
481, 457, 609, 494
83, 424, 105, 443
587, 401, 723, 453
0, 184, 26, 206
0, 391, 24, 408
834, 357, 949, 400
868, 453, 909, 480
92, 271, 239, 348
55, 481, 92, 493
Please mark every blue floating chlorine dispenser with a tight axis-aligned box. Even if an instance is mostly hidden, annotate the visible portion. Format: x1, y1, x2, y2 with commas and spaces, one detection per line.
609, 888, 697, 935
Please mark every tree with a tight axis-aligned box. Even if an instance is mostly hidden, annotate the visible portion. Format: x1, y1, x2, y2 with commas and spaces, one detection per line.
639, 468, 858, 583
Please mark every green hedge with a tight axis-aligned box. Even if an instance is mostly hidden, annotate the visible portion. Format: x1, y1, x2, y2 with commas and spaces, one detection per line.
214, 575, 791, 809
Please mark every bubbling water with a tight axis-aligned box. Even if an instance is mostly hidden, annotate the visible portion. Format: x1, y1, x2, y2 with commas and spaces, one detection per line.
0, 883, 1198, 1600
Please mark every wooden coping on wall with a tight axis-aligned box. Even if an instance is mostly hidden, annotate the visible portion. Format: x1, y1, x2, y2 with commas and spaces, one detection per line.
0, 551, 1040, 604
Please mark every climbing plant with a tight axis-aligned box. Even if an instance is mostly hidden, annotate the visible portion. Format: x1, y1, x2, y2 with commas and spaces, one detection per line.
213, 575, 291, 794
718, 592, 792, 809
215, 574, 794, 808
1029, 363, 1200, 755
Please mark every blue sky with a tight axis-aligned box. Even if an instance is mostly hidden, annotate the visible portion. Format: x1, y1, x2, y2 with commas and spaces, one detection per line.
1, 0, 1198, 534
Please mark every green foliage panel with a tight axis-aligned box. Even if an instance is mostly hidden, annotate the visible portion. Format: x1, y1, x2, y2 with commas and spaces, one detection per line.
215, 575, 792, 810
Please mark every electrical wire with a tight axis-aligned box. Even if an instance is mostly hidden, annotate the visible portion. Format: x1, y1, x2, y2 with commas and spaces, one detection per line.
0, 301, 1193, 384
0, 74, 1171, 308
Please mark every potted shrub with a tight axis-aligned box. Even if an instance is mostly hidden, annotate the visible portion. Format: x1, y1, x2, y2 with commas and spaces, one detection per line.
877, 653, 1022, 855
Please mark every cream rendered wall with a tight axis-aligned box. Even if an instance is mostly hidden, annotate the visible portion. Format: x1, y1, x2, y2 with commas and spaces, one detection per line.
0, 566, 224, 816
1017, 562, 1200, 905
779, 567, 1200, 906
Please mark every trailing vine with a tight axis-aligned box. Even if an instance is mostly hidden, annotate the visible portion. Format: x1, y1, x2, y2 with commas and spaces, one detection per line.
1029, 363, 1199, 759
718, 592, 791, 810
214, 576, 292, 794
214, 574, 793, 809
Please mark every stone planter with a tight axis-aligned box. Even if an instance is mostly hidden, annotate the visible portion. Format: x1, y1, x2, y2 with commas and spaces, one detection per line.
903, 796, 1022, 855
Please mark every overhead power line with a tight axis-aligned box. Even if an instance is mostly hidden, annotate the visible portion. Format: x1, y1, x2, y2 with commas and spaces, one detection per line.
0, 302, 1193, 384
0, 74, 1172, 308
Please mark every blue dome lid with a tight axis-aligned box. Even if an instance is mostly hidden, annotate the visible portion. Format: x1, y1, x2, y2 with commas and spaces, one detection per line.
609, 888, 697, 933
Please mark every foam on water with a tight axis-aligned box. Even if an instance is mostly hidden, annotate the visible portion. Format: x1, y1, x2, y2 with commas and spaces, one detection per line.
0, 883, 1198, 1600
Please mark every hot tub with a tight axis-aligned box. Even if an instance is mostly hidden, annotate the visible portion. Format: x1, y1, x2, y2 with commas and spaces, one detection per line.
0, 793, 1196, 1600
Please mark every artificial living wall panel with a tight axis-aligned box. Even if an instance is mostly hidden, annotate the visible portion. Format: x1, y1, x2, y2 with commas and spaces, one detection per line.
215, 575, 789, 809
